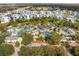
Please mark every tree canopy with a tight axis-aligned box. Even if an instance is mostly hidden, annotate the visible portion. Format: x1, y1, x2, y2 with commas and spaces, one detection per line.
0, 44, 14, 56
18, 46, 67, 56
21, 33, 33, 45
47, 32, 61, 45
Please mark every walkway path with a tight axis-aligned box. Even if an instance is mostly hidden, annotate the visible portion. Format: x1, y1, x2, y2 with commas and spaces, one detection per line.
63, 46, 72, 56
11, 47, 20, 56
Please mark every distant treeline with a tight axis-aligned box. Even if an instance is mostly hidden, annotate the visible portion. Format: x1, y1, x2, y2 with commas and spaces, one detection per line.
0, 6, 18, 13
0, 3, 79, 12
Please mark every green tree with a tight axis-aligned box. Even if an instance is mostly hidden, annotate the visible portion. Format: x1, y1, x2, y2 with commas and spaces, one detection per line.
15, 41, 20, 47
18, 46, 67, 56
0, 32, 8, 45
18, 46, 31, 56
19, 46, 45, 56
72, 33, 79, 41
21, 33, 33, 45
31, 47, 44, 56
47, 32, 61, 45
0, 44, 14, 56
55, 46, 67, 56
43, 46, 56, 56
36, 36, 45, 42
74, 47, 79, 56
0, 35, 5, 45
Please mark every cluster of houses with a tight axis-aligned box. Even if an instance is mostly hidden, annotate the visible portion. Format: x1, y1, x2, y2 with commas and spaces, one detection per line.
4, 23, 77, 44
0, 6, 78, 45
0, 6, 79, 23
4, 24, 55, 43
57, 27, 76, 36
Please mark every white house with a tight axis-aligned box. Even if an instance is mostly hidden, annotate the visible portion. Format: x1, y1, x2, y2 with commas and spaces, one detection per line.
0, 16, 11, 23
61, 36, 72, 42
5, 36, 22, 43
62, 28, 76, 36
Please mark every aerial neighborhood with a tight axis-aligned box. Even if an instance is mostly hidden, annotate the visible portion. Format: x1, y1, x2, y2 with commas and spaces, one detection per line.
0, 4, 79, 56
0, 6, 79, 23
